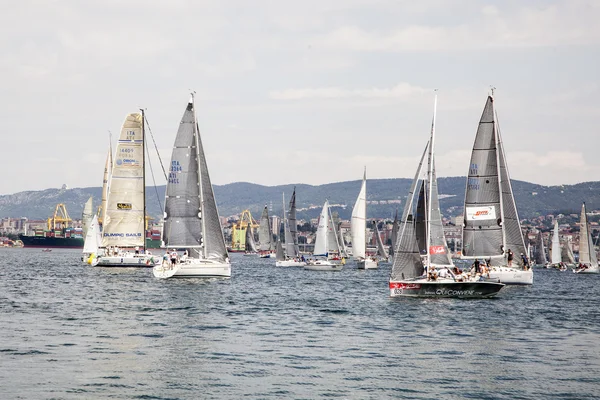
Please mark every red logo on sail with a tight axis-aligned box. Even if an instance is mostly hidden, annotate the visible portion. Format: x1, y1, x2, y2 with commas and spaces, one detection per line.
474, 210, 489, 216
429, 245, 446, 254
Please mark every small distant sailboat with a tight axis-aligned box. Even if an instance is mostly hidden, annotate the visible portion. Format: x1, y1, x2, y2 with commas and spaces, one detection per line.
534, 230, 548, 267
83, 215, 101, 264
153, 95, 231, 279
258, 205, 275, 258
374, 221, 389, 262
390, 94, 505, 298
305, 200, 343, 271
574, 203, 599, 274
460, 93, 532, 285
244, 225, 259, 256
549, 220, 562, 268
351, 169, 377, 269
276, 189, 306, 267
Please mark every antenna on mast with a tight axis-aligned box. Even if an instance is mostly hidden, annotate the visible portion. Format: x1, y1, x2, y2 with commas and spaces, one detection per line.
490, 86, 496, 97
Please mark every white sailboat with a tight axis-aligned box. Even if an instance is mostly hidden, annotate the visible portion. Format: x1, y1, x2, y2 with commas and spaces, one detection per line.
351, 169, 377, 269
549, 220, 562, 268
305, 200, 344, 271
95, 112, 160, 267
276, 189, 306, 267
153, 95, 231, 279
390, 94, 505, 298
258, 205, 275, 258
460, 94, 533, 285
83, 215, 101, 264
574, 203, 599, 274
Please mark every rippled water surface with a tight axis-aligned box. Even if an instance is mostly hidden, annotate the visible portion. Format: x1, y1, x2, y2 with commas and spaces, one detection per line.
1, 248, 599, 399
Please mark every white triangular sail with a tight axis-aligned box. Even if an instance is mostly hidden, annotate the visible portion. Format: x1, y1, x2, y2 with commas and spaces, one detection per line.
351, 171, 367, 259
551, 221, 561, 264
82, 197, 93, 237
313, 200, 330, 256
83, 215, 101, 254
99, 143, 112, 226
101, 113, 146, 248
579, 203, 598, 266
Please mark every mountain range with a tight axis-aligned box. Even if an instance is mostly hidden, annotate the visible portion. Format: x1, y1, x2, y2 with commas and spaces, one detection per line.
1, 178, 599, 223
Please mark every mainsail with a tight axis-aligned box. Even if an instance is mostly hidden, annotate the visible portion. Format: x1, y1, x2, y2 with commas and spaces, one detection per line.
246, 226, 258, 252
284, 188, 300, 258
578, 203, 598, 266
163, 98, 228, 261
351, 170, 367, 259
102, 113, 146, 248
258, 205, 273, 251
313, 200, 330, 256
82, 196, 93, 237
99, 144, 112, 226
550, 221, 561, 264
374, 222, 388, 258
535, 231, 547, 265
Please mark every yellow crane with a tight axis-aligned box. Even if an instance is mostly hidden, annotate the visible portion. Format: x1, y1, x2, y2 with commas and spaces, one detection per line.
230, 209, 259, 251
47, 203, 72, 230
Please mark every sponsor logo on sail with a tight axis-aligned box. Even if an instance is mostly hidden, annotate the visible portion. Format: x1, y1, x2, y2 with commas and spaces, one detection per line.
117, 203, 132, 210
389, 282, 421, 290
429, 245, 446, 254
466, 206, 496, 221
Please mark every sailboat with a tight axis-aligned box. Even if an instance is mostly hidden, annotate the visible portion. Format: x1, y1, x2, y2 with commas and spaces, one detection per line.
374, 222, 389, 262
153, 95, 230, 279
574, 203, 599, 274
351, 170, 377, 269
95, 112, 160, 267
390, 94, 505, 298
534, 230, 548, 267
305, 200, 344, 271
258, 205, 275, 258
460, 94, 533, 285
549, 220, 562, 268
83, 215, 102, 264
275, 189, 306, 267
244, 225, 259, 255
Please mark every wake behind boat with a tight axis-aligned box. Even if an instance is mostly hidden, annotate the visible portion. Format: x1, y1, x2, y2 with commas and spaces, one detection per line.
389, 93, 505, 298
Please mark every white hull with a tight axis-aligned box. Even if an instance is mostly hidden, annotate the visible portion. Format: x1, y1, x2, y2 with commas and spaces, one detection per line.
95, 254, 160, 268
356, 258, 378, 269
574, 266, 600, 274
153, 258, 231, 279
487, 266, 533, 285
260, 253, 275, 258
275, 259, 306, 267
304, 260, 343, 271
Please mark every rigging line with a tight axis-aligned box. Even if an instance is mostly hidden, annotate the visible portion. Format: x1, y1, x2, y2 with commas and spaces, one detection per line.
143, 114, 168, 182
144, 135, 164, 217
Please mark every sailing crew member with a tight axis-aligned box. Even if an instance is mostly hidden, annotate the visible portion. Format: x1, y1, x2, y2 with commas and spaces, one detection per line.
170, 249, 178, 265
506, 249, 514, 267
520, 253, 529, 270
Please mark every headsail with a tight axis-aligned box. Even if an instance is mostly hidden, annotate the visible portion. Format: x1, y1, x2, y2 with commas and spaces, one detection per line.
246, 226, 258, 252
374, 222, 388, 259
83, 214, 101, 254
351, 170, 367, 259
102, 113, 146, 248
82, 197, 93, 237
550, 221, 561, 264
285, 188, 300, 258
578, 203, 598, 266
99, 143, 112, 226
313, 200, 329, 256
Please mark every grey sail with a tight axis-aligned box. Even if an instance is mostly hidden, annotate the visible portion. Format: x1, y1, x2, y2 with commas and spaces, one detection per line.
275, 239, 285, 261
496, 122, 526, 266
390, 209, 399, 256
579, 203, 598, 265
428, 160, 453, 266
462, 96, 504, 259
562, 239, 575, 264
374, 222, 388, 258
163, 100, 228, 262
390, 218, 424, 280
163, 102, 203, 250
327, 208, 342, 254
246, 226, 258, 252
535, 231, 547, 265
285, 188, 300, 258
258, 206, 272, 251
415, 182, 427, 255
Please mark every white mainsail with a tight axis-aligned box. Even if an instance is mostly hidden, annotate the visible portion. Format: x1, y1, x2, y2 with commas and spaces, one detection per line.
550, 221, 561, 264
313, 200, 330, 256
99, 143, 113, 226
578, 203, 598, 266
82, 196, 93, 237
83, 214, 101, 255
351, 170, 367, 259
101, 113, 146, 248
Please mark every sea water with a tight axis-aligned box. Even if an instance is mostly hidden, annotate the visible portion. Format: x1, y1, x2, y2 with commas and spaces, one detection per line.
1, 248, 599, 399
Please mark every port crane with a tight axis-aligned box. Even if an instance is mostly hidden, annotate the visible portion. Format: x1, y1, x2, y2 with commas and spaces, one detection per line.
47, 203, 73, 230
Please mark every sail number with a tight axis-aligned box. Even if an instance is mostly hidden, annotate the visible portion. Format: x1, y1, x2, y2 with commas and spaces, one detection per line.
469, 163, 478, 175
467, 177, 480, 191
169, 160, 182, 184
126, 130, 136, 140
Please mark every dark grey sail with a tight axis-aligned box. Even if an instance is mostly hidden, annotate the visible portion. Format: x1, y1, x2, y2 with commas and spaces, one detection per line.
462, 96, 503, 259
390, 218, 424, 281
275, 239, 285, 261
415, 182, 427, 255
285, 188, 300, 258
535, 231, 547, 265
496, 123, 526, 266
390, 209, 399, 256
428, 160, 453, 266
246, 226, 258, 252
163, 102, 203, 251
258, 205, 272, 251
579, 203, 598, 265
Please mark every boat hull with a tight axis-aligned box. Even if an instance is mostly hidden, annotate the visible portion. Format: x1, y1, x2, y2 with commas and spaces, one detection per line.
95, 254, 160, 268
19, 235, 84, 249
389, 280, 505, 298
357, 259, 378, 269
574, 266, 599, 274
487, 266, 533, 285
153, 259, 231, 278
304, 261, 343, 271
275, 260, 307, 267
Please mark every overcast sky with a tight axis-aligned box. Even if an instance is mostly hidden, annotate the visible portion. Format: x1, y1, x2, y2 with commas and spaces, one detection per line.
1, 0, 598, 195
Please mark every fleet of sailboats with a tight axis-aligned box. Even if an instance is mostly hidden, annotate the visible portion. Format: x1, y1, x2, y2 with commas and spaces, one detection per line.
71, 89, 597, 292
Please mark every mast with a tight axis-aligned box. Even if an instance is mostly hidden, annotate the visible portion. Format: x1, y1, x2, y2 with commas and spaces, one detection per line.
426, 92, 437, 268
491, 90, 507, 254
140, 108, 147, 252
191, 92, 207, 258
